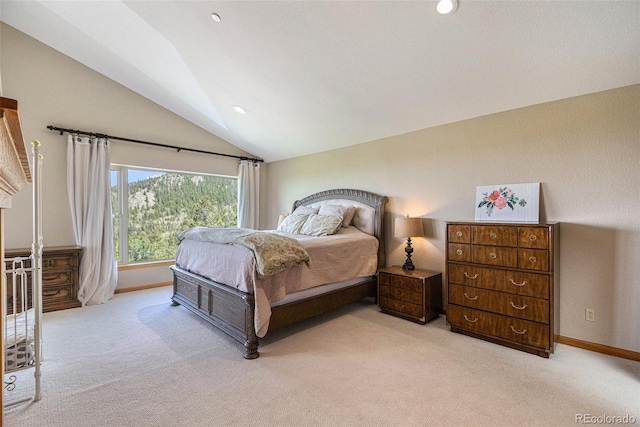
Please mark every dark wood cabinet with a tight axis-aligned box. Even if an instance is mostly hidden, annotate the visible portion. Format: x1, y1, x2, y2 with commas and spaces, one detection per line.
446, 222, 559, 357
378, 266, 442, 324
4, 246, 82, 313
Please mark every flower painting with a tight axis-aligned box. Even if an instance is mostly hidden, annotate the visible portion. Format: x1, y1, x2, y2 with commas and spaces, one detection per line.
475, 183, 540, 222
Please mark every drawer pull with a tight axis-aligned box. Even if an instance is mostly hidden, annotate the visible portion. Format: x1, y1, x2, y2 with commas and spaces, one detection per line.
463, 272, 478, 280
509, 302, 528, 310
490, 232, 497, 239
529, 235, 537, 241
398, 291, 405, 298
394, 302, 405, 310
510, 326, 527, 335
463, 315, 478, 323
509, 279, 527, 287
464, 293, 478, 301
456, 249, 463, 256
490, 252, 497, 259
529, 256, 537, 263
456, 231, 463, 237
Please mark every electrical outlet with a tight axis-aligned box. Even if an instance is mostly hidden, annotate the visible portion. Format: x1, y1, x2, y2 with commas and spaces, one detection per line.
585, 308, 595, 322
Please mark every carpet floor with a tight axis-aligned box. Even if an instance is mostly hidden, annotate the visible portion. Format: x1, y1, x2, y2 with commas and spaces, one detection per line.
4, 286, 639, 426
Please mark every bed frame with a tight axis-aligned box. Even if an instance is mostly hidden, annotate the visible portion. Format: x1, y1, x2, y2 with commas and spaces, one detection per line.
171, 188, 387, 359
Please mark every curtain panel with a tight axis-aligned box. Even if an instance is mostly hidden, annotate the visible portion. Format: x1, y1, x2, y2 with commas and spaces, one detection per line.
67, 134, 118, 305
237, 160, 260, 229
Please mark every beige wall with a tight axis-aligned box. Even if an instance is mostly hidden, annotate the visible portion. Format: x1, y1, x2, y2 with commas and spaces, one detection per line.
0, 24, 259, 290
266, 85, 640, 353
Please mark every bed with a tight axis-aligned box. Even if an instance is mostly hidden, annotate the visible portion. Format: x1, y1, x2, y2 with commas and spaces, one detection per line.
171, 188, 387, 359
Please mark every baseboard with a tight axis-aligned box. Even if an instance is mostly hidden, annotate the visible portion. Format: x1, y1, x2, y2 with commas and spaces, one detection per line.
555, 335, 640, 362
115, 281, 172, 294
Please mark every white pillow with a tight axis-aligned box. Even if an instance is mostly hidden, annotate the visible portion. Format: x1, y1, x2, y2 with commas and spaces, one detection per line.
299, 214, 343, 236
341, 206, 357, 228
277, 213, 309, 234
318, 204, 356, 228
292, 205, 319, 215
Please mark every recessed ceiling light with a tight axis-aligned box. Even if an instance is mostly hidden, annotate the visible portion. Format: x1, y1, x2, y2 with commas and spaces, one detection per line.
211, 13, 221, 23
436, 0, 458, 15
233, 106, 246, 114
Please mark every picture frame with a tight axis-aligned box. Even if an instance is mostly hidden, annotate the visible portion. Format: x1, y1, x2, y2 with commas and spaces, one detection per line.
475, 182, 540, 223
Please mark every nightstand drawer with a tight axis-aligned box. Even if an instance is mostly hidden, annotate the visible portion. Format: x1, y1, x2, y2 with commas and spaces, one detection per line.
379, 296, 423, 319
42, 285, 76, 305
379, 284, 422, 305
378, 272, 423, 293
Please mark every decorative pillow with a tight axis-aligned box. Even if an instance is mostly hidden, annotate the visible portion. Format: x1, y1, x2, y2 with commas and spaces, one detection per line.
318, 204, 357, 228
292, 205, 319, 215
340, 206, 357, 228
318, 204, 347, 219
277, 213, 309, 234
299, 214, 343, 236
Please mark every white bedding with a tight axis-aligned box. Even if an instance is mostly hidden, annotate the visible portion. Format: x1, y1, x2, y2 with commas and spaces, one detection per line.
175, 226, 379, 337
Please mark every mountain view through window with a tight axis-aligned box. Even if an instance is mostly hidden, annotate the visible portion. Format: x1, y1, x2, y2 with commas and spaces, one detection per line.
111, 168, 237, 263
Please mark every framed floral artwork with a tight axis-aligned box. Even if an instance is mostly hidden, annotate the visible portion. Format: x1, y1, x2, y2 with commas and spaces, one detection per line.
475, 182, 540, 222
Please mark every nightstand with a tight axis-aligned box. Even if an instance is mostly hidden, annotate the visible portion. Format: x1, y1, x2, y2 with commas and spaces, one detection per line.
377, 266, 443, 324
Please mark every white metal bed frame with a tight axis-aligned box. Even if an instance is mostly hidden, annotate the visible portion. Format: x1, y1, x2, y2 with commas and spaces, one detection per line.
3, 141, 43, 407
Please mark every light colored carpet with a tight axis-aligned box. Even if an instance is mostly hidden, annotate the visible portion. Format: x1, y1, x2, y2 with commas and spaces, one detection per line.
4, 286, 639, 426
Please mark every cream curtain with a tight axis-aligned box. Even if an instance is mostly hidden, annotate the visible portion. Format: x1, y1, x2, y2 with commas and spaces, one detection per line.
237, 160, 260, 229
67, 134, 118, 305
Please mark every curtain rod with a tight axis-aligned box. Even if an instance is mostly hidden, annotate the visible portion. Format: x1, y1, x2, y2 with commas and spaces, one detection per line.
46, 125, 264, 163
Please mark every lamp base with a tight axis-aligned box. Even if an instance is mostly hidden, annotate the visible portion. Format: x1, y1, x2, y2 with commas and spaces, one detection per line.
402, 237, 416, 271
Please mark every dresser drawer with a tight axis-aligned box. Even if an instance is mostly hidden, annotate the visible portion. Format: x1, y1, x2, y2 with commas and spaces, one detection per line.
448, 243, 471, 262
518, 249, 549, 271
518, 227, 549, 249
448, 224, 471, 243
379, 296, 423, 319
447, 263, 549, 298
448, 305, 550, 350
448, 284, 549, 323
471, 245, 517, 268
43, 255, 77, 270
379, 284, 422, 305
43, 269, 73, 286
378, 272, 423, 293
42, 285, 76, 306
472, 225, 518, 247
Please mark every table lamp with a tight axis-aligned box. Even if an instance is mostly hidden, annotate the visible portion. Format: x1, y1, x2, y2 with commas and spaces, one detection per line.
394, 215, 424, 271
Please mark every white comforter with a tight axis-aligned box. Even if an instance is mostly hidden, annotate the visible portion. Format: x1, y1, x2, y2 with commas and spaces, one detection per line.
175, 226, 379, 337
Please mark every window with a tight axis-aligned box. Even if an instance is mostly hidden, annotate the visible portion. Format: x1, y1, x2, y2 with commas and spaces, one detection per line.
110, 166, 238, 264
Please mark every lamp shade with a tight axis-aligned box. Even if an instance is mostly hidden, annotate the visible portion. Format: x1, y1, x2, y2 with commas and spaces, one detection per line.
394, 217, 424, 238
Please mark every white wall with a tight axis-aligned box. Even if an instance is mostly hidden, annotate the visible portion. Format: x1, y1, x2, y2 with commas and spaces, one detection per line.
265, 85, 640, 353
0, 23, 259, 290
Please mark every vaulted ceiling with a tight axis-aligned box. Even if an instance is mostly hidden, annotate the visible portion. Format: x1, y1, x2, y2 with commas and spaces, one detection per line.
2, 1, 638, 162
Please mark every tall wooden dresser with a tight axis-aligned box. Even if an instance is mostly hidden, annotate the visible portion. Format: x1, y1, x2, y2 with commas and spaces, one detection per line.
446, 221, 559, 357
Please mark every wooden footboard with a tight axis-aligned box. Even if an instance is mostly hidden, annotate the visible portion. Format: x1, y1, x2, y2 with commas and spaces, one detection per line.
171, 265, 375, 359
